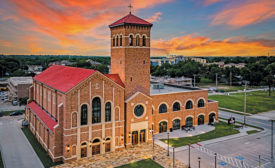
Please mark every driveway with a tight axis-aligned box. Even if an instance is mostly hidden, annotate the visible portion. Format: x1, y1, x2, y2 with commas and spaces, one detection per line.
0, 115, 44, 168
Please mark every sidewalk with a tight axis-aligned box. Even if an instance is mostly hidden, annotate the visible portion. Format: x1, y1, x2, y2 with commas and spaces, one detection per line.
155, 123, 260, 153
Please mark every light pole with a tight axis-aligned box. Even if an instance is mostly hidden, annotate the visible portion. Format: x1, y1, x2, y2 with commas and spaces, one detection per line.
193, 74, 196, 87
173, 147, 175, 168
243, 81, 247, 126
167, 132, 170, 156
214, 153, 217, 168
198, 157, 201, 168
230, 71, 232, 88
150, 129, 155, 160
188, 145, 191, 168
215, 73, 218, 88
259, 155, 261, 167
271, 120, 274, 159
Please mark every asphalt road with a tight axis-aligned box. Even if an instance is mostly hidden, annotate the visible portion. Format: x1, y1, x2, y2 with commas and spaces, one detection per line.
174, 110, 275, 168
0, 115, 44, 168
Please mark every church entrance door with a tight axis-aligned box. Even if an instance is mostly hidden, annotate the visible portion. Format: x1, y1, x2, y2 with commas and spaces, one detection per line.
132, 131, 138, 145
140, 129, 146, 143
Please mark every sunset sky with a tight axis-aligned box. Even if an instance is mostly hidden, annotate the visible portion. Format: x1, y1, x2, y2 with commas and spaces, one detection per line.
0, 0, 275, 56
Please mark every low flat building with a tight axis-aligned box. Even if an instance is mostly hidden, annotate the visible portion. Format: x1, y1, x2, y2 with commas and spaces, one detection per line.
27, 65, 43, 74
151, 76, 192, 86
7, 77, 33, 100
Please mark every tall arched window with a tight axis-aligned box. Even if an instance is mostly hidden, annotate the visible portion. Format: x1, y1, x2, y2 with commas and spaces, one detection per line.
186, 100, 193, 109
112, 37, 115, 47
173, 102, 180, 111
129, 35, 133, 46
120, 35, 122, 46
105, 102, 111, 122
81, 105, 87, 125
136, 35, 140, 46
116, 35, 119, 46
92, 97, 101, 124
142, 35, 146, 46
198, 99, 205, 108
159, 104, 167, 113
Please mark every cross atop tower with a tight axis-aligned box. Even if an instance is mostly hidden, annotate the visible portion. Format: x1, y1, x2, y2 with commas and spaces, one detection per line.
128, 4, 133, 14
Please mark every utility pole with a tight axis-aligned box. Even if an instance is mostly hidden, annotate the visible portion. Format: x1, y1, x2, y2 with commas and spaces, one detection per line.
167, 132, 170, 156
243, 81, 247, 126
216, 73, 218, 88
188, 145, 191, 168
230, 71, 232, 88
214, 153, 217, 168
173, 147, 175, 168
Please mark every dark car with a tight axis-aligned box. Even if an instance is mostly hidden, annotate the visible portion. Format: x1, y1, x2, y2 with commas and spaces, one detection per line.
0, 112, 3, 117
9, 111, 23, 116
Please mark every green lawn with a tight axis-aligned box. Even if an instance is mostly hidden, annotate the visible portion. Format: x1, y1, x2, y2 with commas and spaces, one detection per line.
116, 159, 163, 168
21, 127, 62, 168
161, 121, 239, 147
209, 91, 275, 114
1, 110, 25, 116
0, 150, 4, 168
247, 130, 260, 134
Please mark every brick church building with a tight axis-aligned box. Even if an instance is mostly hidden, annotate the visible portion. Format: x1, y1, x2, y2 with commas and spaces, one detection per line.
25, 12, 218, 162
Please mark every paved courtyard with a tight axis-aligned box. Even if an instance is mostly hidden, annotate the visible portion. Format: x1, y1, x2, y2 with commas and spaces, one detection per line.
54, 143, 186, 168
0, 115, 43, 168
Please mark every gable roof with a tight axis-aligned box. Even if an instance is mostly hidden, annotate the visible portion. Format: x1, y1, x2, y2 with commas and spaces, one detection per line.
125, 91, 152, 103
27, 101, 57, 133
34, 65, 96, 93
105, 74, 124, 87
109, 13, 153, 28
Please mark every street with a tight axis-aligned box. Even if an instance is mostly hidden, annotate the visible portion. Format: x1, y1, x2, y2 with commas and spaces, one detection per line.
0, 115, 44, 168
174, 110, 275, 168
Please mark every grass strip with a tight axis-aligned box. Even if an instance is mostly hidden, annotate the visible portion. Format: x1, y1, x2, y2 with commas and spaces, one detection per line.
21, 127, 62, 168
116, 159, 163, 168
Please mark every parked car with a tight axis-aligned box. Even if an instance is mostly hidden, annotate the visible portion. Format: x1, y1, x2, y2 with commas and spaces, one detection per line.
9, 111, 23, 116
12, 100, 18, 106
0, 112, 3, 117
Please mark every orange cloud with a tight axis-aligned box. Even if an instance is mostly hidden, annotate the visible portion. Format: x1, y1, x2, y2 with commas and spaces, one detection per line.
146, 12, 162, 22
0, 40, 12, 47
152, 34, 275, 56
211, 0, 275, 27
202, 0, 225, 6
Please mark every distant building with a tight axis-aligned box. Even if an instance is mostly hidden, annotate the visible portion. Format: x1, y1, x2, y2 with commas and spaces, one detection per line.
150, 55, 206, 66
7, 77, 32, 100
224, 63, 246, 69
48, 60, 73, 66
151, 76, 192, 86
204, 62, 225, 68
86, 59, 101, 66
27, 65, 43, 74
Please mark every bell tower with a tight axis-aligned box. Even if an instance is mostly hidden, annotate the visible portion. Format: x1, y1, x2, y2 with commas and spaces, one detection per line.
109, 13, 153, 99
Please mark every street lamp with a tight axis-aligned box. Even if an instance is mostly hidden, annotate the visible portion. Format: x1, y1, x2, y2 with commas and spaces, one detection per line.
167, 132, 170, 156
150, 129, 155, 160
188, 145, 191, 168
243, 81, 247, 126
198, 157, 201, 168
214, 153, 217, 168
271, 120, 274, 159
173, 147, 175, 168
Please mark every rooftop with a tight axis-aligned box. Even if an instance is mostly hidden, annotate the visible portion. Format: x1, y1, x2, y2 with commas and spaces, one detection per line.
109, 13, 153, 28
150, 83, 201, 95
9, 77, 33, 86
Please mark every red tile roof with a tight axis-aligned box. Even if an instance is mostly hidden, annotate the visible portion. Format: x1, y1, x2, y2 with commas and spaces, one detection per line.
105, 74, 125, 87
34, 65, 96, 93
109, 13, 153, 28
27, 102, 57, 132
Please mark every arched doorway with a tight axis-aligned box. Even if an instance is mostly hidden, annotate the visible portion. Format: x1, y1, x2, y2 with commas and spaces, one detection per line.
140, 129, 146, 143
209, 113, 216, 124
159, 121, 167, 133
81, 142, 87, 158
92, 139, 101, 155
198, 115, 204, 125
173, 119, 181, 130
105, 137, 111, 153
186, 117, 193, 127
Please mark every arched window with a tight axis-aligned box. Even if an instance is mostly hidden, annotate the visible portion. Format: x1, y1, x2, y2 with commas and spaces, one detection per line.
159, 104, 167, 113
198, 99, 204, 108
129, 35, 133, 46
116, 35, 119, 46
92, 138, 100, 155
136, 35, 140, 46
112, 37, 115, 47
186, 117, 193, 127
159, 121, 167, 133
105, 102, 111, 122
142, 35, 146, 46
81, 105, 87, 125
92, 97, 101, 124
173, 102, 180, 111
120, 35, 122, 46
186, 100, 193, 109
198, 115, 204, 125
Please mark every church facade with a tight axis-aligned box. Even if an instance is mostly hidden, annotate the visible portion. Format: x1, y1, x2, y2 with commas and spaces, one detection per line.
25, 13, 218, 162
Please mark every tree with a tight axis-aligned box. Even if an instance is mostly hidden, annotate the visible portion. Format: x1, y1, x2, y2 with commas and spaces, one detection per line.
264, 63, 275, 96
